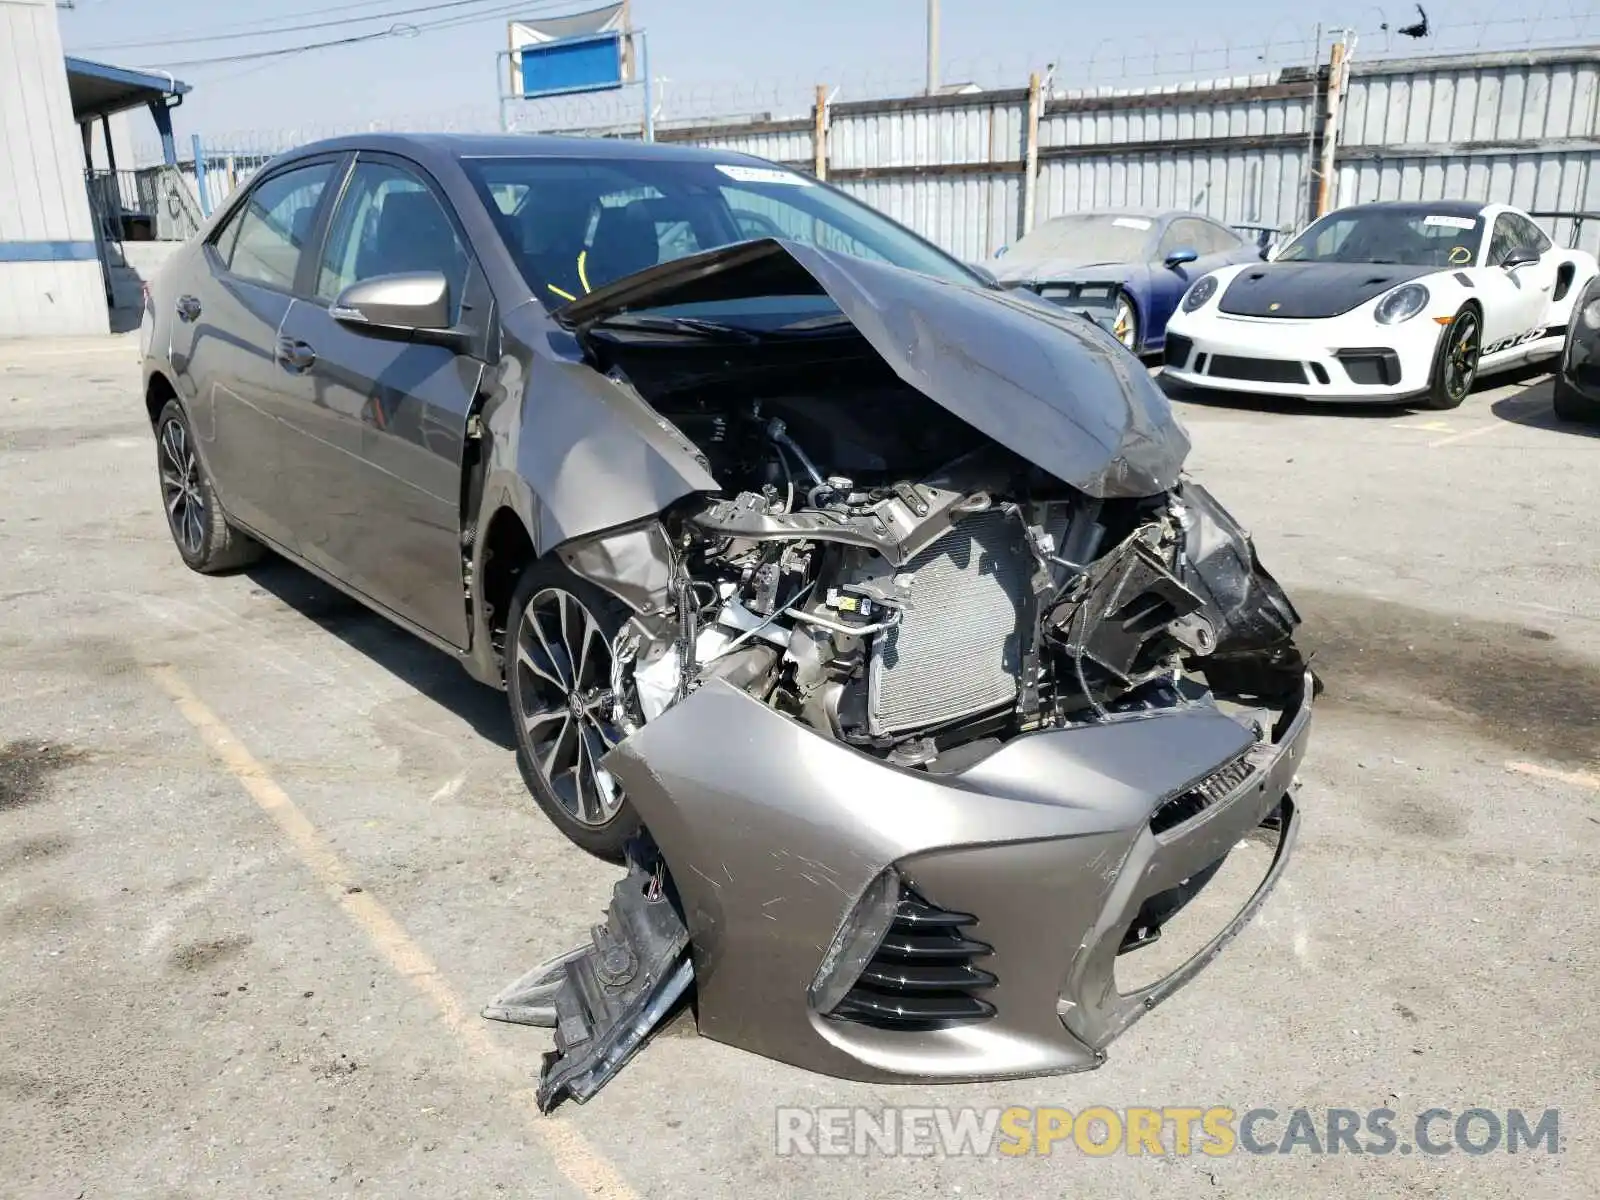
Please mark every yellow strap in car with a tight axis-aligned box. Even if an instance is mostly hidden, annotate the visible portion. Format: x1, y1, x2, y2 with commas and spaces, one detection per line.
578, 249, 592, 295
548, 283, 576, 302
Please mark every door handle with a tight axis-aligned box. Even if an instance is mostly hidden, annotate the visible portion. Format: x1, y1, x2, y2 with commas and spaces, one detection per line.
176, 295, 201, 322
276, 337, 316, 373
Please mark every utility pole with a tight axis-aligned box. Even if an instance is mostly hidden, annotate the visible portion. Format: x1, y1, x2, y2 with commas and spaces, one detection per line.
926, 0, 940, 95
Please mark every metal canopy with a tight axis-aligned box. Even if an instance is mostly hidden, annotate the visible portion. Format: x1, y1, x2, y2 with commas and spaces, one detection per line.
64, 56, 189, 121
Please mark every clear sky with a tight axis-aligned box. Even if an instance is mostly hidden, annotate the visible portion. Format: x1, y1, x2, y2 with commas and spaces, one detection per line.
57, 0, 1589, 150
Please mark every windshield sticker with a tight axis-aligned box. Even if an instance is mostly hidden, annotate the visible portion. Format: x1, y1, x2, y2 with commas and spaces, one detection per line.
1423, 214, 1477, 230
1449, 244, 1473, 264
716, 164, 813, 186
1112, 217, 1153, 230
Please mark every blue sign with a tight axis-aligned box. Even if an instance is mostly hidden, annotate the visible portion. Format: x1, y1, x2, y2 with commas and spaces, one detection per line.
519, 31, 625, 99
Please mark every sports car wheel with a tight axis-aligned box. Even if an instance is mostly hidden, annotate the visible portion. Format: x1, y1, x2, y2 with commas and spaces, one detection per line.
154, 398, 262, 573
1112, 293, 1140, 352
506, 563, 641, 861
1553, 375, 1600, 422
1421, 307, 1480, 410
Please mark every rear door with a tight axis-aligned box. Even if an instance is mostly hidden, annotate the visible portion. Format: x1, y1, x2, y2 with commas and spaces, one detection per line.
168, 158, 341, 549
275, 153, 488, 648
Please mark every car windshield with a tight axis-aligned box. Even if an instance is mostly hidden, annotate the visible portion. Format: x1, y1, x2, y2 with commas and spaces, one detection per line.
1000, 214, 1155, 267
461, 155, 978, 307
1277, 209, 1483, 267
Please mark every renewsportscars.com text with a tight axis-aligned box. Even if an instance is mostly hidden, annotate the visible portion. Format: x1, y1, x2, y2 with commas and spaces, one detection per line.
774, 1105, 1563, 1158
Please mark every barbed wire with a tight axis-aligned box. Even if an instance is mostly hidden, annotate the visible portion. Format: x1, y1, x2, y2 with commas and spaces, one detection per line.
133, 4, 1600, 163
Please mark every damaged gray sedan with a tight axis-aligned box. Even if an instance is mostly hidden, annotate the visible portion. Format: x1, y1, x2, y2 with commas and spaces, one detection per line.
139, 134, 1313, 1111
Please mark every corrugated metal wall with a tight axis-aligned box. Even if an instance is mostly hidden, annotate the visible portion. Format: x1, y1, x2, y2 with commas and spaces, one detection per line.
1334, 49, 1600, 252
172, 44, 1600, 266
0, 0, 108, 336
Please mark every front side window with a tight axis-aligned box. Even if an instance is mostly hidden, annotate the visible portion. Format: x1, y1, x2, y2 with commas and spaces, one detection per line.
1159, 219, 1209, 259
1278, 208, 1482, 268
315, 159, 470, 318
222, 162, 335, 289
1510, 213, 1553, 256
461, 156, 977, 305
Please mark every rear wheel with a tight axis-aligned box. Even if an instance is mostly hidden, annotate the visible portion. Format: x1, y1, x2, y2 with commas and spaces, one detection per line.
1112, 293, 1140, 352
154, 399, 262, 573
1553, 374, 1600, 422
1420, 307, 1480, 410
505, 562, 642, 862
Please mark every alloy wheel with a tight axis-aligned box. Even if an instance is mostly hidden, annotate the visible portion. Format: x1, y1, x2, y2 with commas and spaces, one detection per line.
158, 416, 206, 556
1445, 312, 1479, 401
513, 588, 625, 827
1112, 296, 1138, 350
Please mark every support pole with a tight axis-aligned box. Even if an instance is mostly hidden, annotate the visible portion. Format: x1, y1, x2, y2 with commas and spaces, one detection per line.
1022, 71, 1041, 238
1316, 36, 1348, 218
192, 133, 211, 218
640, 31, 654, 142
148, 99, 177, 166
813, 84, 828, 179
926, 0, 940, 96
101, 116, 123, 238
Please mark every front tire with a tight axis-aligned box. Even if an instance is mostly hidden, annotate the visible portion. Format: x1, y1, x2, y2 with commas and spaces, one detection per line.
1112, 293, 1141, 353
155, 399, 263, 573
1553, 374, 1600, 422
505, 561, 642, 862
1420, 307, 1480, 410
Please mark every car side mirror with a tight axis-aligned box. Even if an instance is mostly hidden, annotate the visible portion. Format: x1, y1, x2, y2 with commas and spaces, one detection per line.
331, 271, 453, 334
1502, 246, 1540, 271
1164, 247, 1199, 269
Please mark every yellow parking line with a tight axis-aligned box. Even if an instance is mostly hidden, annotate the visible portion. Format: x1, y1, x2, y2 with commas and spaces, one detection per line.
1506, 760, 1600, 792
1426, 423, 1505, 448
147, 663, 639, 1200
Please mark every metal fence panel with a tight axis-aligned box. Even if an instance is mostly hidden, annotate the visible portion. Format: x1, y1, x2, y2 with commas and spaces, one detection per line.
835, 173, 1021, 262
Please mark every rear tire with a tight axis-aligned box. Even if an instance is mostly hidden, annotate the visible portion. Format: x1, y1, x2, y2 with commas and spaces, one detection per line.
155, 399, 263, 574
1553, 374, 1600, 422
505, 560, 642, 862
1420, 307, 1480, 411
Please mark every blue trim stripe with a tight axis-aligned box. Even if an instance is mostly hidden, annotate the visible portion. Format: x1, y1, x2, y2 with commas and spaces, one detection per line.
0, 241, 100, 263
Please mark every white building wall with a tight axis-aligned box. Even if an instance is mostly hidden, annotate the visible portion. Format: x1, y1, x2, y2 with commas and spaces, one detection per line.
0, 0, 109, 336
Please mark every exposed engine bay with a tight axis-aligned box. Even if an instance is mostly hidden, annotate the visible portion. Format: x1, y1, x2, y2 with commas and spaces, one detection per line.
562, 336, 1305, 770
492, 239, 1312, 1112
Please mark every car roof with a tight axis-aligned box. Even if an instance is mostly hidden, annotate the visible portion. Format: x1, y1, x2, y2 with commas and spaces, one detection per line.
1330, 199, 1489, 219
270, 131, 773, 172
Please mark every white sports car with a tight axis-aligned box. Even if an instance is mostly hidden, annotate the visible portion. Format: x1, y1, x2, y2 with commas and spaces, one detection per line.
1161, 200, 1598, 408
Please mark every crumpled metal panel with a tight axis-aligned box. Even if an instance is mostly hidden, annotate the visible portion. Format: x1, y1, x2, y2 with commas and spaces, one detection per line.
562, 238, 1191, 499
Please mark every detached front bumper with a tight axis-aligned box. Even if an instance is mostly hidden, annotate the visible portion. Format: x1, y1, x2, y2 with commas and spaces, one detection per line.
601, 672, 1313, 1084
1162, 309, 1443, 403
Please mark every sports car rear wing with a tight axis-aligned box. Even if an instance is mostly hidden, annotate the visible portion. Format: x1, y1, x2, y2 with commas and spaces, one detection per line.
1528, 210, 1600, 249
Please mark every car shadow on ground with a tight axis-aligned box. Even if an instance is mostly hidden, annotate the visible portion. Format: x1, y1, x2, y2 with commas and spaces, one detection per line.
1491, 380, 1600, 439
1156, 375, 1413, 419
244, 556, 516, 751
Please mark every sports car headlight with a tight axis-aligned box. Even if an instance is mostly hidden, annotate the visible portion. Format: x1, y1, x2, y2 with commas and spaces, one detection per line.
1181, 275, 1218, 313
1375, 282, 1430, 325
1582, 296, 1600, 330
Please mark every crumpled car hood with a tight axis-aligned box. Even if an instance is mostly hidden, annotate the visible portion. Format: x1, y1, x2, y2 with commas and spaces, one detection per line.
561, 239, 1189, 499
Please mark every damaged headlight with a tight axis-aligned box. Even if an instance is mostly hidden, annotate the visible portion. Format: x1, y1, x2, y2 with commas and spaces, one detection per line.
1375, 282, 1429, 325
808, 866, 902, 1014
1181, 275, 1219, 313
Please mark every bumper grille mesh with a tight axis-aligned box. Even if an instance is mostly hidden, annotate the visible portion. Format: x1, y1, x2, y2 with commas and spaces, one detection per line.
867, 511, 1029, 735
832, 889, 997, 1030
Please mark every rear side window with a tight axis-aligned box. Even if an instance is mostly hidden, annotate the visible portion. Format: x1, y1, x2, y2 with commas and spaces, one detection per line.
221, 162, 335, 290
1197, 220, 1243, 254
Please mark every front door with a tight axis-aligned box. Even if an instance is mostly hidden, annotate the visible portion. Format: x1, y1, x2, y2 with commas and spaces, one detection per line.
1479, 212, 1558, 352
275, 154, 487, 648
